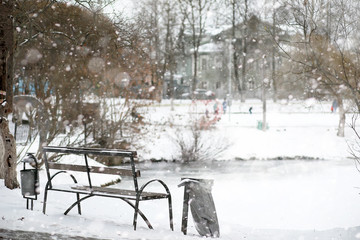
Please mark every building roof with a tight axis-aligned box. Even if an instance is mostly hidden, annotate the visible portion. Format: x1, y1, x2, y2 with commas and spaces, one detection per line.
197, 42, 223, 53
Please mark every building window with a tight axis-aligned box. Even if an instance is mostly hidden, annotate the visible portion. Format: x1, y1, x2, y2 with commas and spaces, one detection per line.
201, 58, 207, 71
216, 81, 221, 89
248, 78, 255, 90
215, 57, 222, 69
200, 81, 207, 89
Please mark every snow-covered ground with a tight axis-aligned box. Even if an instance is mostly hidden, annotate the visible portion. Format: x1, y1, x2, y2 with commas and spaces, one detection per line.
1, 99, 360, 239
140, 99, 354, 161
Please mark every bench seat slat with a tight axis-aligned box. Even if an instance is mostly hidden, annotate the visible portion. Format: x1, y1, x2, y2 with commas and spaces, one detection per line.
48, 162, 140, 177
43, 146, 137, 158
71, 186, 168, 200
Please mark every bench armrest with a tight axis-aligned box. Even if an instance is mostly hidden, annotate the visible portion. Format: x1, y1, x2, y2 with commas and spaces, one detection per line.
138, 179, 171, 197
45, 170, 79, 190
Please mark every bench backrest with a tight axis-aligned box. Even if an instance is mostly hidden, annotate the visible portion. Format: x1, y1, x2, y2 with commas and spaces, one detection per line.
43, 146, 140, 191
47, 163, 140, 176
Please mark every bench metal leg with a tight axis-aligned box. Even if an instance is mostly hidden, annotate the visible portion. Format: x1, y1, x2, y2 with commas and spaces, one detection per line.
134, 179, 174, 231
43, 171, 79, 215
168, 195, 174, 231
64, 195, 93, 215
43, 190, 81, 215
65, 195, 153, 230
133, 197, 173, 231
122, 198, 152, 230
76, 193, 81, 215
43, 185, 49, 214
133, 197, 140, 230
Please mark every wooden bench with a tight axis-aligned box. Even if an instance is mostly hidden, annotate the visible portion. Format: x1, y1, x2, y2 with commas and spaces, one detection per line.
42, 146, 173, 231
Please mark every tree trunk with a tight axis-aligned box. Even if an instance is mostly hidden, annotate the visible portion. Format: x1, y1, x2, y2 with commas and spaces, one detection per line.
169, 64, 175, 111
0, 123, 4, 179
192, 50, 198, 95
337, 98, 345, 137
262, 85, 267, 131
0, 119, 18, 188
0, 0, 19, 189
262, 58, 267, 132
240, 0, 248, 103
231, 0, 239, 99
272, 8, 277, 102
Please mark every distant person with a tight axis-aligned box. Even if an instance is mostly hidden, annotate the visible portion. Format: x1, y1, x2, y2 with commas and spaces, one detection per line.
213, 101, 219, 115
331, 99, 338, 112
131, 107, 143, 123
222, 99, 227, 114
249, 107, 253, 114
205, 109, 210, 118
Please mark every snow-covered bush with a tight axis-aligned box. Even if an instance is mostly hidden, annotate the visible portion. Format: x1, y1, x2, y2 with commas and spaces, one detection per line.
172, 119, 229, 162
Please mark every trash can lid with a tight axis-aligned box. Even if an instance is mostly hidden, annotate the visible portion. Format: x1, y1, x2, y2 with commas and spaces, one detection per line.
178, 178, 214, 187
22, 153, 37, 163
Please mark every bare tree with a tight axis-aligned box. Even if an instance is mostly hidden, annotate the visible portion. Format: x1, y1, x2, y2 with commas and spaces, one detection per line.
136, 0, 165, 100
222, 0, 242, 101
162, 0, 188, 109
220, 0, 249, 102
164, 0, 176, 109
274, 0, 360, 137
267, 0, 289, 102
239, 0, 249, 102
179, 0, 213, 96
0, 0, 19, 189
73, 0, 115, 14
136, 0, 188, 105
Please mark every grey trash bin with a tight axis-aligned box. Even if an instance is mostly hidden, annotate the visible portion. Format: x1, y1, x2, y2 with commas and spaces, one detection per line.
179, 178, 220, 238
20, 153, 39, 210
21, 169, 39, 196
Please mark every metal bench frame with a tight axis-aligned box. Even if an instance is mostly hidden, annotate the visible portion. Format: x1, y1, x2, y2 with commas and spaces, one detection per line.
42, 146, 173, 231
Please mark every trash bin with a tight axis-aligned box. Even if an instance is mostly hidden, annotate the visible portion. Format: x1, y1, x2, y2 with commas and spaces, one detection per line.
257, 120, 269, 130
178, 178, 220, 238
20, 153, 39, 210
21, 169, 39, 196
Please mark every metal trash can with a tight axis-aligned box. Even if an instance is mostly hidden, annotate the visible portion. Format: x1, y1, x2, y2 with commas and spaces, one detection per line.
178, 178, 220, 238
20, 153, 39, 210
257, 120, 269, 130
21, 169, 39, 196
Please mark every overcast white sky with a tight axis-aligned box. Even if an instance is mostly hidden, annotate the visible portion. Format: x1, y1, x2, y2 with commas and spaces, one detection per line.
104, 0, 276, 25
104, 0, 135, 19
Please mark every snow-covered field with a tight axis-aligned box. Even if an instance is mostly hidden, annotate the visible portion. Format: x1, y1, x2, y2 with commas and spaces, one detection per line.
140, 99, 354, 161
1, 99, 360, 239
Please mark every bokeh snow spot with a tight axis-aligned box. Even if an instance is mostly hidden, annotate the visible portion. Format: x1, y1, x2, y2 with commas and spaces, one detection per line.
25, 48, 43, 64
88, 57, 105, 73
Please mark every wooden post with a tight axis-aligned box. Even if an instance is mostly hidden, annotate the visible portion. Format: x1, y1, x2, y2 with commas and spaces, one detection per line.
181, 183, 190, 235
